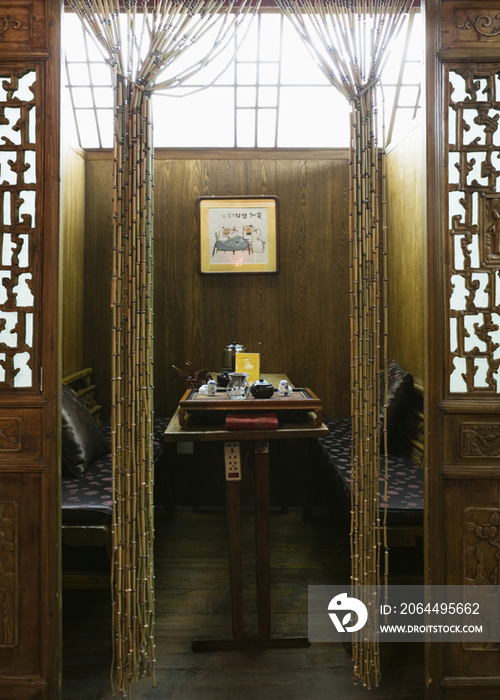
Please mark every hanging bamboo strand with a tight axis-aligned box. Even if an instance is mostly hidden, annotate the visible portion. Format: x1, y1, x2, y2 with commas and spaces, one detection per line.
348, 85, 383, 689
110, 78, 156, 694
275, 0, 409, 688
69, 1, 260, 695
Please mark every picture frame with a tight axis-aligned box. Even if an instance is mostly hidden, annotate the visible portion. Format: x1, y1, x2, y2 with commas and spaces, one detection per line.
198, 196, 279, 274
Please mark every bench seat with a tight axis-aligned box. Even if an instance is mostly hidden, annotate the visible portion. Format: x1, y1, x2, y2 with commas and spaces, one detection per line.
318, 418, 423, 526
304, 417, 424, 545
61, 416, 170, 525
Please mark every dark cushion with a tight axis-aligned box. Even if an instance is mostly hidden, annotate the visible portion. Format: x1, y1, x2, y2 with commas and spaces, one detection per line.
383, 359, 414, 428
61, 416, 170, 524
61, 383, 110, 477
316, 418, 424, 528
61, 452, 113, 523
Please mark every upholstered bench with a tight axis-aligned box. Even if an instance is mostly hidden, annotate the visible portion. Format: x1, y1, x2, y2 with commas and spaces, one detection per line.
61, 369, 170, 587
303, 361, 424, 547
61, 417, 170, 521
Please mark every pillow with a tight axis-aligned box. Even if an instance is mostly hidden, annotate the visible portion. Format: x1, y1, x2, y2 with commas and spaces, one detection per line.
381, 359, 414, 428
61, 383, 110, 477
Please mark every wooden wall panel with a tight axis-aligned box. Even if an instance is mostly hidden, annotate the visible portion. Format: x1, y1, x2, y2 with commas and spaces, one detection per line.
61, 143, 85, 376
83, 158, 113, 419
385, 122, 425, 388
84, 150, 351, 419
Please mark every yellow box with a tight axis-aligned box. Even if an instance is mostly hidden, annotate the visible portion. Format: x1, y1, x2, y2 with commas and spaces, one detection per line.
234, 353, 260, 385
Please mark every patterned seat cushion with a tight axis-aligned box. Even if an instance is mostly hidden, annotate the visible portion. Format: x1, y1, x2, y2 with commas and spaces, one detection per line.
62, 416, 170, 524
317, 418, 424, 528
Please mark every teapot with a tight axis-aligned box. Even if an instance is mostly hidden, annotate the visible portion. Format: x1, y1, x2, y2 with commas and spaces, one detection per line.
222, 342, 246, 372
250, 377, 274, 399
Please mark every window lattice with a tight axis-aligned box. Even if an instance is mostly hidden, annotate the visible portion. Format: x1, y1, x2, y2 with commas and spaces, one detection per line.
0, 70, 37, 389
64, 10, 422, 150
447, 66, 500, 394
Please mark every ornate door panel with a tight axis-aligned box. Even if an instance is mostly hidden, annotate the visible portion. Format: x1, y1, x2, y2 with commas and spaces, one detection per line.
0, 2, 61, 699
427, 1, 500, 697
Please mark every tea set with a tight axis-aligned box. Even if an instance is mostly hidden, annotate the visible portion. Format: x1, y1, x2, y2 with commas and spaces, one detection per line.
196, 342, 292, 400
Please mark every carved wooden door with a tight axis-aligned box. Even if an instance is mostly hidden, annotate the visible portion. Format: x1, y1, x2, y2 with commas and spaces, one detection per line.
0, 1, 61, 698
426, 1, 500, 697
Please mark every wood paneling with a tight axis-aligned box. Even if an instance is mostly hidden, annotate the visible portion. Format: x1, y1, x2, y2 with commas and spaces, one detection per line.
84, 150, 351, 419
83, 158, 113, 420
61, 143, 85, 376
385, 122, 425, 388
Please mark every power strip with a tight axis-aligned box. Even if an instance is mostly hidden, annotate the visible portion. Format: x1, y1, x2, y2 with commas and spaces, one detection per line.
224, 441, 241, 481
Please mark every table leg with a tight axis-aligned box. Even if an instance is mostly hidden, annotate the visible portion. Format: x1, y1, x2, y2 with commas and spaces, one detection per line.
226, 478, 244, 640
191, 473, 244, 652
254, 439, 271, 639
192, 437, 310, 652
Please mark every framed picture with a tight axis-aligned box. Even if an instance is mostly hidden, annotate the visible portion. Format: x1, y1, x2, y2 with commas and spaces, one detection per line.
198, 196, 279, 274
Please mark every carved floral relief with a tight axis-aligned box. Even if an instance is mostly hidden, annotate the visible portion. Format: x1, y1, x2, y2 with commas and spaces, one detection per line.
0, 8, 30, 43
455, 11, 500, 43
462, 422, 500, 457
0, 501, 17, 646
463, 508, 500, 649
0, 417, 21, 451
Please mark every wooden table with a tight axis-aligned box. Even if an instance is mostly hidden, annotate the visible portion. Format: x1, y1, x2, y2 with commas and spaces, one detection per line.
163, 378, 328, 652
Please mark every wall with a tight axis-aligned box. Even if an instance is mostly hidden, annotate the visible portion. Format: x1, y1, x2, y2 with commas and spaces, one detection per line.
84, 149, 351, 418
61, 142, 86, 377
385, 122, 425, 389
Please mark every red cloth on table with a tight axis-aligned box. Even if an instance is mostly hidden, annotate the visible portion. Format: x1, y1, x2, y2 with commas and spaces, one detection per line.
225, 412, 279, 430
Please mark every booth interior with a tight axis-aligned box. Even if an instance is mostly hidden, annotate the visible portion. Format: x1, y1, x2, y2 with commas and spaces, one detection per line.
61, 125, 425, 569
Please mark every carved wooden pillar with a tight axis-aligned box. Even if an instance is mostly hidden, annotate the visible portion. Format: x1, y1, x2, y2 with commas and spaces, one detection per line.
0, 1, 61, 698
426, 1, 500, 697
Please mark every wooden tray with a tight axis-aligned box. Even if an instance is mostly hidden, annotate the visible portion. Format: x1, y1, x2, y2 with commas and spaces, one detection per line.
177, 387, 323, 427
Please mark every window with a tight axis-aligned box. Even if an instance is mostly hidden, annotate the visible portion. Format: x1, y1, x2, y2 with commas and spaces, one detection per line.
381, 10, 423, 146
63, 9, 422, 149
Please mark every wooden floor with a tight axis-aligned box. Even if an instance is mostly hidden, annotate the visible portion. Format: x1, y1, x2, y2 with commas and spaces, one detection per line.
63, 507, 425, 699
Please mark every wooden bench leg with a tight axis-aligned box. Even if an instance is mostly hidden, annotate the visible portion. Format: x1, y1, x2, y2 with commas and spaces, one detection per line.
276, 442, 289, 514
191, 443, 205, 512
302, 442, 318, 521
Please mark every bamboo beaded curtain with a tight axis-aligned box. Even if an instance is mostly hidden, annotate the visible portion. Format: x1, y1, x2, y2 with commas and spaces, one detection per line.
68, 0, 260, 694
275, 0, 412, 688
